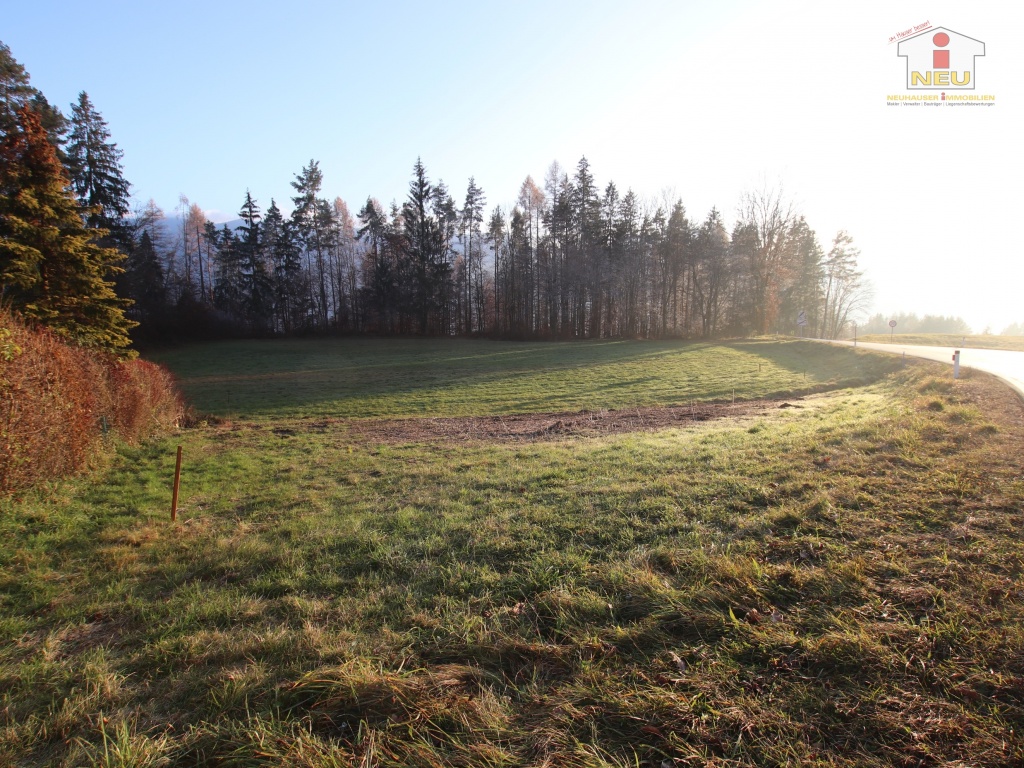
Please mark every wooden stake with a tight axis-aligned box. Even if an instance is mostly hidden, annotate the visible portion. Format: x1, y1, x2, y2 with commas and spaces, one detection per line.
171, 445, 182, 522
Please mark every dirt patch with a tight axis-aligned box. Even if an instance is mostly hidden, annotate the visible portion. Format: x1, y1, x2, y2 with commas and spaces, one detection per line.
950, 371, 1024, 426
333, 398, 805, 445
223, 369, 1024, 447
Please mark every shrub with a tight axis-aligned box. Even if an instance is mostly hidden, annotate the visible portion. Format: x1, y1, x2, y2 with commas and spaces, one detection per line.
0, 307, 185, 495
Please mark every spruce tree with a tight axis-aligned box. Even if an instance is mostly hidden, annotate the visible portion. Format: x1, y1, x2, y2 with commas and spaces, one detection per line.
264, 199, 305, 333
460, 178, 486, 333
66, 91, 131, 244
291, 160, 330, 328
0, 41, 66, 146
0, 107, 134, 352
212, 225, 244, 319
236, 191, 273, 332
357, 197, 397, 332
122, 229, 166, 331
402, 159, 447, 334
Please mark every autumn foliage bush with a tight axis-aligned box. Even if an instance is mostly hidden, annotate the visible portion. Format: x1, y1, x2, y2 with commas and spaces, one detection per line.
0, 307, 185, 495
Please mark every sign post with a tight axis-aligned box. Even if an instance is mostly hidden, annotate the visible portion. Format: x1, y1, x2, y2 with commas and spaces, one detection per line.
797, 310, 807, 338
889, 319, 897, 340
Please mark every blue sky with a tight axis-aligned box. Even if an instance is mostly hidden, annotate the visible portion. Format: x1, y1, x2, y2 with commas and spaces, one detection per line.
5, 0, 1023, 331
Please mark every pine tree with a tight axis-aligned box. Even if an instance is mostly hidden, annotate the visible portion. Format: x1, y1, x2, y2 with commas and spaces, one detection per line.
0, 41, 66, 146
66, 92, 131, 244
0, 107, 134, 352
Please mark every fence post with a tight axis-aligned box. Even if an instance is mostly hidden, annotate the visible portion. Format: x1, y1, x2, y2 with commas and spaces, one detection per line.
171, 446, 182, 522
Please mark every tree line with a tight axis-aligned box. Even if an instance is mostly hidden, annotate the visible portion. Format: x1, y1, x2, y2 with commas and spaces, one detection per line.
1, 41, 871, 351
132, 156, 872, 344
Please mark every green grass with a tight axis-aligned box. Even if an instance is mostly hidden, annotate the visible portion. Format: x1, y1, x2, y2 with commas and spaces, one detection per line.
2, 340, 1023, 766
151, 338, 894, 419
859, 333, 1024, 351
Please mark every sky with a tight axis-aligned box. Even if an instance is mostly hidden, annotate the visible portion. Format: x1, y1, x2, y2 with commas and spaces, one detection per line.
5, 0, 1023, 332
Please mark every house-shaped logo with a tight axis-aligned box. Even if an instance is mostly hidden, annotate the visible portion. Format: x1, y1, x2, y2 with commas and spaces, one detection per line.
898, 27, 985, 89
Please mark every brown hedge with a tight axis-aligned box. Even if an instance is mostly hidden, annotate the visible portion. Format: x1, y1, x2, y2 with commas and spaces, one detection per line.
0, 307, 185, 495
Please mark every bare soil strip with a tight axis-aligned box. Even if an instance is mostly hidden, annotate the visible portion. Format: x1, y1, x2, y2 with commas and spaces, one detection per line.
261, 398, 806, 444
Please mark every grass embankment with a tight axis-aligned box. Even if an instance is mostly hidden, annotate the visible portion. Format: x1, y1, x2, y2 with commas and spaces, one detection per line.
1, 340, 1022, 766
859, 333, 1024, 352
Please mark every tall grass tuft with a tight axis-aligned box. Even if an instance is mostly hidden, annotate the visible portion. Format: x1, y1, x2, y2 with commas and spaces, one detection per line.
0, 307, 185, 495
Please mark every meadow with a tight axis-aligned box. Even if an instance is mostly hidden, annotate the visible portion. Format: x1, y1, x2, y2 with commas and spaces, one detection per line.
858, 333, 1024, 352
1, 339, 1022, 767
152, 337, 887, 420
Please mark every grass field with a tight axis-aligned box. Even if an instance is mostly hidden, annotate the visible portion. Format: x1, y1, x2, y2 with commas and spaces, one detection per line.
2, 339, 1023, 766
858, 333, 1024, 352
152, 338, 892, 420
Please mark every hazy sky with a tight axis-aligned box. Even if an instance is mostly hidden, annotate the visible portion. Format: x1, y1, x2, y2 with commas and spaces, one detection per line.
5, 0, 1022, 331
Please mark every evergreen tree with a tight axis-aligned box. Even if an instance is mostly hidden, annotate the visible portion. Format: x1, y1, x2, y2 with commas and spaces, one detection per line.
235, 191, 273, 332
122, 230, 166, 331
212, 225, 244, 319
358, 197, 397, 333
432, 179, 458, 332
658, 201, 690, 335
0, 41, 66, 146
460, 177, 486, 333
402, 158, 447, 334
691, 208, 730, 337
264, 199, 305, 333
0, 107, 134, 352
66, 92, 131, 244
782, 217, 823, 336
291, 160, 331, 329
486, 206, 506, 332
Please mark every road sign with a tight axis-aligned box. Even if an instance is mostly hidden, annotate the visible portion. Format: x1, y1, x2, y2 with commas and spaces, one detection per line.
797, 311, 807, 327
889, 320, 897, 328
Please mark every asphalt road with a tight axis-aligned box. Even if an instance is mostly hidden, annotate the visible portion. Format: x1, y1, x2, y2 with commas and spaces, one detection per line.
820, 340, 1024, 400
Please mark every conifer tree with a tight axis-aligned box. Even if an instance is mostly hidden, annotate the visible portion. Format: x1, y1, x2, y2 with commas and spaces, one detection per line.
212, 225, 244, 319
122, 229, 166, 331
358, 197, 397, 332
291, 160, 331, 328
460, 177, 486, 333
0, 41, 66, 146
66, 92, 131, 244
402, 159, 447, 334
0, 107, 134, 352
236, 191, 273, 332
263, 199, 305, 333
